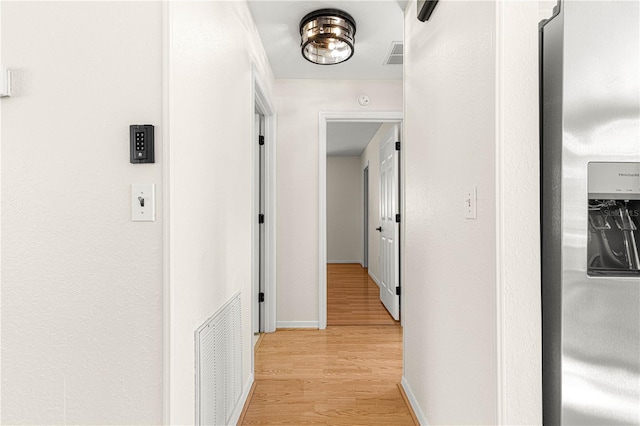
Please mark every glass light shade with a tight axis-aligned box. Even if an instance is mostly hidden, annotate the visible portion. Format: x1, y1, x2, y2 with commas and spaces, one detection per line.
299, 9, 356, 65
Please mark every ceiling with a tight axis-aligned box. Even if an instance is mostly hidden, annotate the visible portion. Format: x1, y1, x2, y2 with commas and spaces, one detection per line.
327, 122, 383, 156
247, 1, 405, 80
248, 1, 405, 156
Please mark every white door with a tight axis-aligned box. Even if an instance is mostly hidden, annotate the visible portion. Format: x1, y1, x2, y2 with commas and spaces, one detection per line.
378, 125, 400, 320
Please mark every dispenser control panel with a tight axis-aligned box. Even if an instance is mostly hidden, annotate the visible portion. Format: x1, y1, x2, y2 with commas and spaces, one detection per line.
587, 162, 640, 276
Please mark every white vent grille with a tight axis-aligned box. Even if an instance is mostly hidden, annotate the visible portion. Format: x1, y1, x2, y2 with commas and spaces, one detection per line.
195, 292, 243, 426
384, 41, 404, 65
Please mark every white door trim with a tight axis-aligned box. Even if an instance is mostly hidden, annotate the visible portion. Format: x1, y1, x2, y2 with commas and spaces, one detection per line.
162, 3, 172, 423
318, 111, 403, 330
362, 163, 369, 269
495, 2, 506, 421
252, 67, 277, 337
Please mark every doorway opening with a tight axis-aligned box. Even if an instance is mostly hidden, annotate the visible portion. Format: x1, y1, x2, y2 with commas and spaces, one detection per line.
251, 69, 276, 361
318, 111, 403, 330
255, 111, 266, 338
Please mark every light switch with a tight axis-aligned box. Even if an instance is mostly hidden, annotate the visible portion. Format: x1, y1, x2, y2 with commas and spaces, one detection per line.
0, 67, 12, 98
465, 186, 477, 219
132, 184, 155, 222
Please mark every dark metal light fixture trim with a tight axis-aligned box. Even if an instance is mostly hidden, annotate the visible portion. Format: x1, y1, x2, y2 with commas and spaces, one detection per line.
299, 8, 357, 65
417, 0, 439, 22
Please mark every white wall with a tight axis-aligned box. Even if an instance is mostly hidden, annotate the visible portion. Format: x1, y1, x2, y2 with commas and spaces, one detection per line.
497, 1, 542, 423
1, 1, 275, 423
0, 5, 4, 418
403, 1, 498, 424
167, 1, 274, 423
275, 79, 402, 324
1, 2, 163, 423
402, 0, 542, 424
327, 156, 361, 263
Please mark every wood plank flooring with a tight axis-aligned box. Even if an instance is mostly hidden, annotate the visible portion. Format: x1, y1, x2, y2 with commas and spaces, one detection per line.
240, 264, 413, 425
327, 264, 397, 326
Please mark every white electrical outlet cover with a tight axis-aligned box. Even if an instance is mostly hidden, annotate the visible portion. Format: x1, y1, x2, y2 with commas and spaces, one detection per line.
132, 184, 155, 222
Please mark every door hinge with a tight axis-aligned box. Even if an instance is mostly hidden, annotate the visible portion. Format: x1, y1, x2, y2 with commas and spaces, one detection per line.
396, 286, 401, 296
395, 214, 401, 223
395, 141, 401, 151
259, 292, 265, 302
259, 135, 265, 146
258, 214, 265, 224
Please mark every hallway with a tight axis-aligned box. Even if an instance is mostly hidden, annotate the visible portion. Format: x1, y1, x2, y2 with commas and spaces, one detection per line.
240, 264, 414, 424
0, 1, 549, 423
328, 263, 398, 326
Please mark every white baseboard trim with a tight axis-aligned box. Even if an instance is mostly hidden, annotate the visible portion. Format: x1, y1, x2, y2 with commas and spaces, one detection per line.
368, 271, 381, 288
276, 321, 319, 329
401, 376, 429, 426
228, 373, 254, 426
327, 260, 362, 264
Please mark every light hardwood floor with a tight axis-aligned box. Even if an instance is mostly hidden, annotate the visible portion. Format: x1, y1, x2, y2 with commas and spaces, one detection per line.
327, 263, 397, 326
239, 264, 414, 425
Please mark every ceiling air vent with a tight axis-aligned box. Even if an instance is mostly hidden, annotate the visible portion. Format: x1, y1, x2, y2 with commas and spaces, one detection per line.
384, 41, 403, 65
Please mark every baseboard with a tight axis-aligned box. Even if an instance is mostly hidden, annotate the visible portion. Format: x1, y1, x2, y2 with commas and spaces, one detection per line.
276, 321, 319, 329
368, 270, 381, 288
327, 260, 362, 264
401, 376, 429, 426
398, 383, 421, 426
228, 373, 254, 426
254, 333, 265, 354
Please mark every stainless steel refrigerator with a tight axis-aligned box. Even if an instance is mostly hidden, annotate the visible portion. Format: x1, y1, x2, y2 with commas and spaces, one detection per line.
540, 1, 640, 424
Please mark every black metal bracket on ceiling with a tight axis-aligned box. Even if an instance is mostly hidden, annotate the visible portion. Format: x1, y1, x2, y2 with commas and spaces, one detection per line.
417, 0, 439, 22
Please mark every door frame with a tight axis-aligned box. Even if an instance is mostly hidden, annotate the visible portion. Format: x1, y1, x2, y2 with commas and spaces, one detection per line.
362, 164, 369, 269
318, 111, 403, 329
253, 111, 265, 338
252, 67, 277, 339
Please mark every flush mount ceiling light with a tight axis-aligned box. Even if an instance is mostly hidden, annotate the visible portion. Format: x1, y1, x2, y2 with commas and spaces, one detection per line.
299, 9, 356, 65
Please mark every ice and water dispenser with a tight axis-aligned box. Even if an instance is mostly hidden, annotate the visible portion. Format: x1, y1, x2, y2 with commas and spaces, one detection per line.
588, 162, 640, 276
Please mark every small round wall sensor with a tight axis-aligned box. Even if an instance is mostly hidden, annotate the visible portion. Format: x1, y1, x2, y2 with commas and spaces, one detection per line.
357, 94, 370, 108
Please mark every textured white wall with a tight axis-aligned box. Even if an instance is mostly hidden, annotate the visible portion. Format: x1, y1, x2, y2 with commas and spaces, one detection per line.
275, 79, 402, 323
0, 4, 4, 417
1, 2, 163, 423
327, 156, 362, 263
403, 1, 498, 424
167, 2, 274, 423
498, 1, 542, 423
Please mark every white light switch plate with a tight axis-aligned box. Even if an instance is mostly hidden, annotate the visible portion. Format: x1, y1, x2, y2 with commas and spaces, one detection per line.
0, 67, 12, 98
465, 186, 477, 219
132, 184, 155, 222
